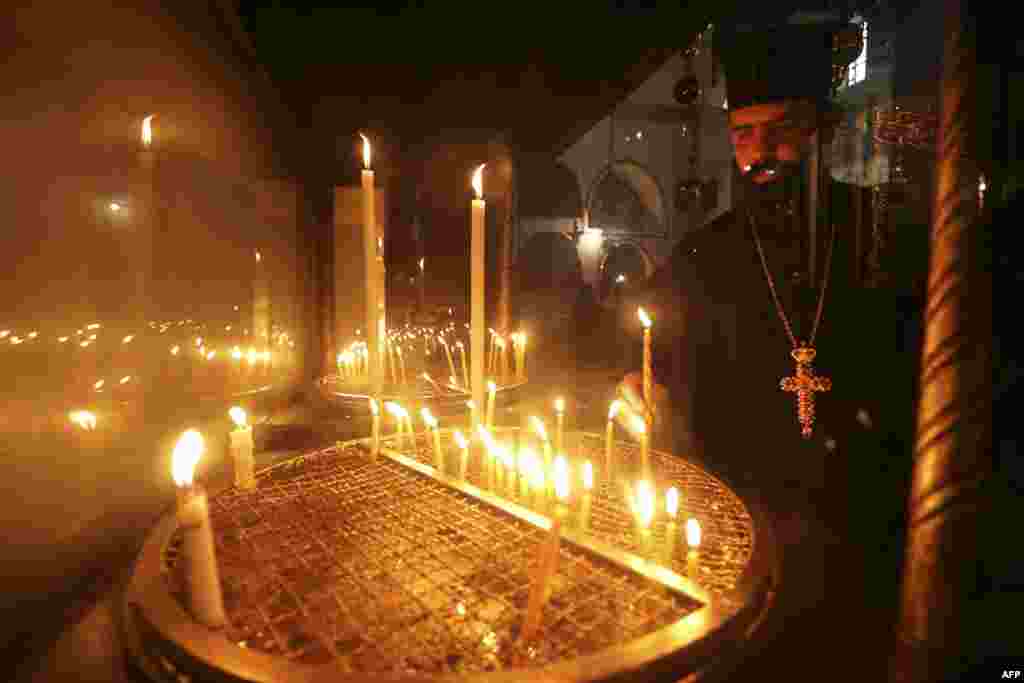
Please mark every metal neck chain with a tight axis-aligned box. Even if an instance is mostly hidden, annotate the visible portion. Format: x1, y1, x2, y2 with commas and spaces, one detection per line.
748, 210, 837, 349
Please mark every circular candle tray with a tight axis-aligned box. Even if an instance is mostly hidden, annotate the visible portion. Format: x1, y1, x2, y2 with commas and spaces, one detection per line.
316, 375, 528, 417
122, 429, 777, 682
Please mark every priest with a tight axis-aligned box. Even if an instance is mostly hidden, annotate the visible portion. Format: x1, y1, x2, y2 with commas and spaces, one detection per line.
618, 12, 924, 676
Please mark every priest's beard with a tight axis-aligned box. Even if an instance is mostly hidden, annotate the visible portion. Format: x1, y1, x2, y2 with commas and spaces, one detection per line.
736, 156, 813, 246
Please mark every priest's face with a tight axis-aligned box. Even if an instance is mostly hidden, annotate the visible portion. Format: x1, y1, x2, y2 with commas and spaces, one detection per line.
729, 100, 817, 185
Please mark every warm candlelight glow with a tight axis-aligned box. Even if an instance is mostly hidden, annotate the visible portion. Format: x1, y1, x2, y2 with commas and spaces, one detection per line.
530, 416, 548, 442
472, 163, 485, 199
141, 114, 154, 147
119, 375, 131, 385
553, 456, 570, 501
488, 380, 497, 393
609, 400, 622, 420
420, 408, 438, 429
69, 410, 97, 431
172, 430, 204, 487
554, 398, 565, 414
419, 257, 425, 271
454, 430, 468, 450
369, 398, 379, 416
229, 406, 248, 429
121, 335, 133, 344
583, 461, 594, 491
206, 350, 216, 360
359, 132, 372, 169
634, 480, 656, 527
638, 307, 652, 329
93, 379, 105, 390
171, 345, 180, 356
631, 414, 646, 436
58, 336, 69, 343
686, 519, 702, 548
666, 487, 679, 518
232, 347, 243, 360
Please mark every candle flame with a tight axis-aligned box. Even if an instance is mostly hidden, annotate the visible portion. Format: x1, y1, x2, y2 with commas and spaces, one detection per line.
454, 429, 468, 450
553, 456, 570, 501
638, 307, 652, 329
359, 132, 371, 169
229, 406, 248, 428
666, 487, 679, 518
635, 480, 655, 527
142, 114, 154, 147
93, 379, 105, 390
122, 335, 134, 344
27, 331, 37, 339
58, 336, 69, 343
487, 380, 496, 393
369, 398, 378, 416
0, 330, 8, 338
171, 429, 204, 487
583, 461, 594, 491
69, 410, 97, 431
529, 416, 548, 442
119, 375, 131, 384
608, 400, 622, 420
472, 164, 485, 199
247, 348, 258, 364
632, 414, 646, 435
554, 397, 565, 414
419, 257, 424, 271
686, 518, 702, 548
384, 402, 407, 419
80, 341, 91, 348
232, 346, 243, 360
87, 323, 101, 330
170, 345, 180, 355
206, 350, 216, 360
420, 408, 438, 428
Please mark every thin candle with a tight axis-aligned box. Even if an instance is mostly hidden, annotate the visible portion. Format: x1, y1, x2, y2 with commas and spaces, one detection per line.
633, 413, 650, 481
606, 400, 621, 482
171, 430, 227, 628
456, 341, 469, 390
638, 307, 654, 448
554, 397, 565, 454
369, 398, 380, 458
522, 455, 570, 643
440, 337, 457, 384
396, 345, 406, 385
421, 408, 443, 471
470, 165, 487, 445
664, 487, 679, 566
630, 480, 656, 556
454, 429, 469, 480
530, 416, 553, 504
360, 133, 382, 394
580, 461, 594, 532
228, 406, 255, 490
686, 518, 702, 577
486, 380, 497, 430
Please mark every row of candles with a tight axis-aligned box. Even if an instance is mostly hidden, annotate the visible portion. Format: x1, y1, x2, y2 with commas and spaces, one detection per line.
337, 325, 527, 388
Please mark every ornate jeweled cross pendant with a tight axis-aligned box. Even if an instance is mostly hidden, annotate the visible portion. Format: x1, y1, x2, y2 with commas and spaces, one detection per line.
780, 345, 832, 439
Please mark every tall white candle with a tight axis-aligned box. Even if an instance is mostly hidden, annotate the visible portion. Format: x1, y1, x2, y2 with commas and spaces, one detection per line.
486, 380, 497, 430
228, 407, 255, 490
471, 165, 487, 438
172, 430, 227, 628
361, 134, 382, 395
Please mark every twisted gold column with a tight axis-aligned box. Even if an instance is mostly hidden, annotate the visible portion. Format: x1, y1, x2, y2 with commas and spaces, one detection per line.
892, 1, 991, 680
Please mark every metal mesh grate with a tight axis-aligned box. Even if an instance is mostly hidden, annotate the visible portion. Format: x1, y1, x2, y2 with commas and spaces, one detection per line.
164, 442, 705, 674
385, 429, 755, 598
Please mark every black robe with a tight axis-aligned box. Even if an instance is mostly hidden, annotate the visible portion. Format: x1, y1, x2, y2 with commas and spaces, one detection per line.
628, 181, 923, 608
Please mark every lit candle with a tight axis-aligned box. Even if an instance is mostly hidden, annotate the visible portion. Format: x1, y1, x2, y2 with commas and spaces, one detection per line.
664, 487, 679, 566
580, 461, 594, 532
171, 430, 227, 628
476, 425, 497, 491
421, 408, 443, 472
466, 400, 478, 431
486, 380, 497, 430
470, 163, 487, 432
396, 344, 406, 385
638, 308, 654, 465
631, 480, 656, 556
517, 446, 534, 500
456, 341, 469, 390
487, 328, 496, 375
518, 332, 528, 381
360, 133, 382, 395
454, 429, 469, 480
228, 407, 255, 490
440, 336, 457, 385
369, 398, 380, 458
686, 518, 702, 577
554, 397, 565, 454
633, 413, 650, 481
385, 401, 405, 449
522, 454, 569, 643
530, 416, 553, 506
606, 400, 621, 482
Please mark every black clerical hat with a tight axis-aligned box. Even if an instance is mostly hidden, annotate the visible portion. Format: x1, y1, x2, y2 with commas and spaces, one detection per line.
717, 19, 845, 111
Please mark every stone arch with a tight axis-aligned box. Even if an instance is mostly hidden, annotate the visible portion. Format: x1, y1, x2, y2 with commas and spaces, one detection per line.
597, 239, 655, 300
586, 159, 668, 236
